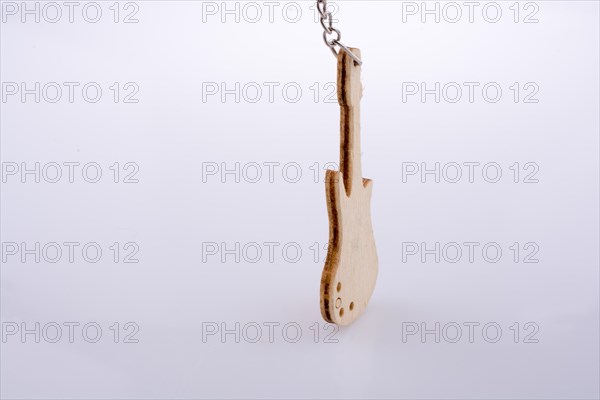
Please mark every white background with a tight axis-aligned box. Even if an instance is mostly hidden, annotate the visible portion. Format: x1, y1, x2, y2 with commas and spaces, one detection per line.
1, 1, 599, 399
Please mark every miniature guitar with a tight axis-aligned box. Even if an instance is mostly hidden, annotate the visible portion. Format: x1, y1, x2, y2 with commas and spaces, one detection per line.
319, 47, 378, 325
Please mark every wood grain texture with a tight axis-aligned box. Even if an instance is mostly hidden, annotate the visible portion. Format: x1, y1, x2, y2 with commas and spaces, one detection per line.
320, 48, 378, 326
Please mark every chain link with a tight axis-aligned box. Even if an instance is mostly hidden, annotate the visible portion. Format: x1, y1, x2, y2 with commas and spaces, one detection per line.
317, 0, 362, 65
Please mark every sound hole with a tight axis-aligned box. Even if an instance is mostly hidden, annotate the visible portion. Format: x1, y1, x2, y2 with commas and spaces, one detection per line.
349, 302, 354, 311
336, 282, 342, 292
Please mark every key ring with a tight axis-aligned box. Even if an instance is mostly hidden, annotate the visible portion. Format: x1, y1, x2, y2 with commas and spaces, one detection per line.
316, 0, 362, 65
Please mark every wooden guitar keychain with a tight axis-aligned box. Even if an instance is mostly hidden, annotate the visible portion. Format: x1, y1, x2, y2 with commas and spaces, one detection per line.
317, 0, 378, 326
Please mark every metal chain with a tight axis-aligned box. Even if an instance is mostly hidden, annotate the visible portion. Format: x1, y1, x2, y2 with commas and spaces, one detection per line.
317, 0, 362, 65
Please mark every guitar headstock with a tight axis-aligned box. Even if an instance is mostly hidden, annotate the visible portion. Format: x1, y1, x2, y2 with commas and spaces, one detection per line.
337, 48, 363, 108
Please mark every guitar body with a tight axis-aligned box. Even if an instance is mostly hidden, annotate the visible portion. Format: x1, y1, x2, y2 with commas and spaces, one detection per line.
320, 48, 378, 325
321, 171, 378, 325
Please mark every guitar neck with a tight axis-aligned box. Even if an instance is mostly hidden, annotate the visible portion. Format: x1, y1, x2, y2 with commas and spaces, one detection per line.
337, 47, 363, 196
